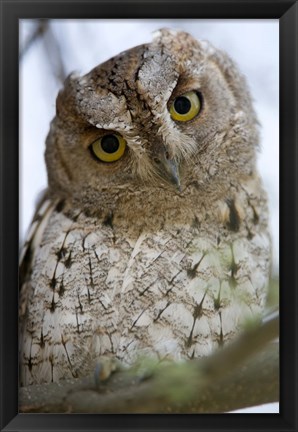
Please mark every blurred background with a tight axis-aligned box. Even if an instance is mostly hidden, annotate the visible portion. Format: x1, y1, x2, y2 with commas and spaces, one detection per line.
19, 19, 279, 413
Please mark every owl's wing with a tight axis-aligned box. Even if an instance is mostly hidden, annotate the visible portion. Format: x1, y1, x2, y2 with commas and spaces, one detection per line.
19, 190, 59, 321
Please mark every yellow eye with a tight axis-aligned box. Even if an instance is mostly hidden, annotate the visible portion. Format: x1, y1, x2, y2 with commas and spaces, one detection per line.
169, 91, 201, 122
90, 133, 126, 162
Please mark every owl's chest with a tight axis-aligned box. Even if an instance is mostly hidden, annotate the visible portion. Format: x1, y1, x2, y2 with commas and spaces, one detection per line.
20, 204, 270, 385
31, 209, 268, 365
38, 214, 209, 316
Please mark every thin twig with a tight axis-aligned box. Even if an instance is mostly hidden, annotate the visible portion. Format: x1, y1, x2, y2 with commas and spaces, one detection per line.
19, 20, 49, 60
42, 23, 67, 84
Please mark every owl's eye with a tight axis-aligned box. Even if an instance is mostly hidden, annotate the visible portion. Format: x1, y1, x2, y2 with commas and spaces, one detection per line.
170, 91, 201, 122
90, 133, 126, 162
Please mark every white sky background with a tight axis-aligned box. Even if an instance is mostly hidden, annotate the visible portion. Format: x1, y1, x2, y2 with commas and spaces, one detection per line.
19, 19, 279, 413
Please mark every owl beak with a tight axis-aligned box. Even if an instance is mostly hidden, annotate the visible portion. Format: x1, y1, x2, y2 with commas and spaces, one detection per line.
154, 147, 181, 191
163, 158, 181, 191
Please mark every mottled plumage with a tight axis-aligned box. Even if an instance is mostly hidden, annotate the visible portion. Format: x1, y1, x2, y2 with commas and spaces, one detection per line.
20, 29, 271, 386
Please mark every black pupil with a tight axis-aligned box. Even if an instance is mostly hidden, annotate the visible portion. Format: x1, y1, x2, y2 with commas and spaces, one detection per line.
101, 135, 120, 153
174, 96, 191, 115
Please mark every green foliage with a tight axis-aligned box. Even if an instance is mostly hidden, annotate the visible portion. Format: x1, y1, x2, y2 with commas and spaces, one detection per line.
266, 277, 279, 308
154, 361, 199, 404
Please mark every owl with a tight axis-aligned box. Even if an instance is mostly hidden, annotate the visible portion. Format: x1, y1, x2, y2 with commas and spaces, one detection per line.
19, 28, 271, 386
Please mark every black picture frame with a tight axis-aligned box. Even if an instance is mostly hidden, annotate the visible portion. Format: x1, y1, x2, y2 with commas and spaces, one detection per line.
0, 1, 297, 431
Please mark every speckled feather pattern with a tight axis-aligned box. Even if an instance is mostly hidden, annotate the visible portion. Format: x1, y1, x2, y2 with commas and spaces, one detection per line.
19, 29, 271, 386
